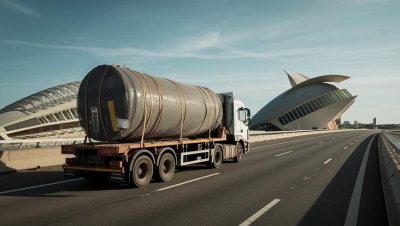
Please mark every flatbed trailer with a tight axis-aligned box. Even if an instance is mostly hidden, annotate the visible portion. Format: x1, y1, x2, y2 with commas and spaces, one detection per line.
62, 127, 249, 187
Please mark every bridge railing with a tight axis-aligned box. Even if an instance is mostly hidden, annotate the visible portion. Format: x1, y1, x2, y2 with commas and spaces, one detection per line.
0, 129, 364, 151
249, 128, 360, 135
378, 130, 400, 225
0, 138, 86, 150
381, 130, 400, 163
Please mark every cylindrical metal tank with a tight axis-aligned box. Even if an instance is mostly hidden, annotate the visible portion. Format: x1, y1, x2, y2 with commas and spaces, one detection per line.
77, 64, 223, 142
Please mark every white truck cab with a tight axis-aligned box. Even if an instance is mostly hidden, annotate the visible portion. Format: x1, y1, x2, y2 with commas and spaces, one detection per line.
219, 92, 251, 141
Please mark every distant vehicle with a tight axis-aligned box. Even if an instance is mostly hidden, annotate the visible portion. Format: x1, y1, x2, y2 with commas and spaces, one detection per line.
61, 64, 251, 187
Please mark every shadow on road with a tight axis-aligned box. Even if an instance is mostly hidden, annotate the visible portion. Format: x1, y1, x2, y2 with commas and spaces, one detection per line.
0, 162, 223, 197
0, 169, 131, 197
297, 133, 388, 226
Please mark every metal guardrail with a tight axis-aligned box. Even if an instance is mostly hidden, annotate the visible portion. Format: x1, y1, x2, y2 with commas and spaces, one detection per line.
381, 130, 400, 162
0, 129, 364, 151
1, 131, 313, 150
0, 138, 86, 150
387, 130, 400, 139
378, 130, 400, 225
249, 129, 362, 136
249, 130, 314, 136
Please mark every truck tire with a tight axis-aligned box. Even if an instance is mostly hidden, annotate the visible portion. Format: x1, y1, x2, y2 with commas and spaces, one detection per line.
234, 143, 243, 163
208, 145, 223, 168
156, 153, 175, 182
131, 155, 154, 187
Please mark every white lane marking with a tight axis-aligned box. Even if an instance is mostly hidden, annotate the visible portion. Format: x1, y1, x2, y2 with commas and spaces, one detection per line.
350, 143, 354, 145
275, 151, 293, 157
344, 147, 348, 149
251, 135, 334, 150
344, 134, 377, 226
318, 142, 324, 144
331, 138, 336, 140
239, 199, 281, 226
323, 158, 332, 164
0, 178, 83, 195
355, 140, 358, 141
156, 173, 220, 192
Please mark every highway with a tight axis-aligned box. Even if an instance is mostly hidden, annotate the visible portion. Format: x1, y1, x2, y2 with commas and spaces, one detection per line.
0, 130, 388, 226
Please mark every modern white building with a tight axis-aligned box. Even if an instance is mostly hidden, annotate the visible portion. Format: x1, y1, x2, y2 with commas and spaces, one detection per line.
250, 71, 357, 131
0, 81, 84, 140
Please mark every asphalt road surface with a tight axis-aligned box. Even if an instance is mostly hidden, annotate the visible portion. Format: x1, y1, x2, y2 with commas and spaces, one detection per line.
0, 130, 388, 226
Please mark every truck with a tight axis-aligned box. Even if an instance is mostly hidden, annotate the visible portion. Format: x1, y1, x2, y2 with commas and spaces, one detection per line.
61, 64, 251, 187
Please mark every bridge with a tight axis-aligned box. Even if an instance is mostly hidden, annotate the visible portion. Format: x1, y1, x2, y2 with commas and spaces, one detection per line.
0, 129, 399, 225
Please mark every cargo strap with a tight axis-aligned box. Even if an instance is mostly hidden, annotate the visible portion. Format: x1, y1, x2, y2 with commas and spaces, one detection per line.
143, 73, 164, 138
98, 65, 111, 141
84, 71, 93, 139
131, 70, 152, 148
196, 87, 210, 137
166, 79, 187, 143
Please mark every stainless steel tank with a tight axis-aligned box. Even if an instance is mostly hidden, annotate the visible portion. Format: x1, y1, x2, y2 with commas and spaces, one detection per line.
77, 64, 223, 142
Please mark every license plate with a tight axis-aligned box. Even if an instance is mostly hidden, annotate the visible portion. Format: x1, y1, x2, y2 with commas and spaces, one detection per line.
109, 173, 125, 183
64, 170, 77, 178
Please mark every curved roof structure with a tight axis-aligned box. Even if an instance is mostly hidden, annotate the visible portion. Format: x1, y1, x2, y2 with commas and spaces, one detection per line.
0, 81, 80, 113
250, 71, 357, 131
284, 70, 309, 87
282, 74, 350, 98
0, 81, 84, 140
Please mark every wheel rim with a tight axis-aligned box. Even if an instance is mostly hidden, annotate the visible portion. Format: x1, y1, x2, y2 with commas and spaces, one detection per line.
137, 162, 149, 179
162, 159, 171, 174
238, 146, 243, 159
215, 151, 221, 163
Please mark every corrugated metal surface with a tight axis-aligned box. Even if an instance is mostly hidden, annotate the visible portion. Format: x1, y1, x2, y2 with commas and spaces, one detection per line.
78, 65, 223, 142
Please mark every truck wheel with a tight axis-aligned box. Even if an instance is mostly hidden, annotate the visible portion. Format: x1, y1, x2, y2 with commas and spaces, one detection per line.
131, 155, 154, 188
234, 143, 243, 163
156, 153, 175, 182
208, 146, 223, 168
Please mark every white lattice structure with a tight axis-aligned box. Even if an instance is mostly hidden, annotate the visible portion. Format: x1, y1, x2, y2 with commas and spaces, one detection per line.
0, 81, 85, 140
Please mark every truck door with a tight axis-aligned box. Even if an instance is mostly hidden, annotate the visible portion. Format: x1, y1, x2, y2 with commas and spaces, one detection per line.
234, 102, 250, 140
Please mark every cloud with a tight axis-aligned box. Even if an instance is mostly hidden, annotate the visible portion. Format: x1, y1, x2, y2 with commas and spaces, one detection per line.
1, 38, 291, 61
0, 37, 389, 64
2, 23, 398, 64
174, 32, 222, 53
318, 0, 392, 7
0, 38, 265, 60
350, 76, 400, 85
1, 1, 40, 17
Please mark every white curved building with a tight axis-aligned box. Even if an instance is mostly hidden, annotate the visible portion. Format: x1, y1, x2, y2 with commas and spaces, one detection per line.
0, 81, 84, 140
249, 71, 357, 131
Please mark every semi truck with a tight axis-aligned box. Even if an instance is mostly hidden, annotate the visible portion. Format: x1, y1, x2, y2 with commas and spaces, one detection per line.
61, 64, 251, 187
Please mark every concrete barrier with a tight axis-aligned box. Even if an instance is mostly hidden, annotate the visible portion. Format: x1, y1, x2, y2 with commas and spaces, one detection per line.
249, 129, 358, 143
0, 129, 364, 174
0, 147, 73, 174
378, 132, 400, 225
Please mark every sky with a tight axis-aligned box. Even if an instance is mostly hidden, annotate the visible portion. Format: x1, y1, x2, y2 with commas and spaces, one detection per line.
0, 0, 399, 125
